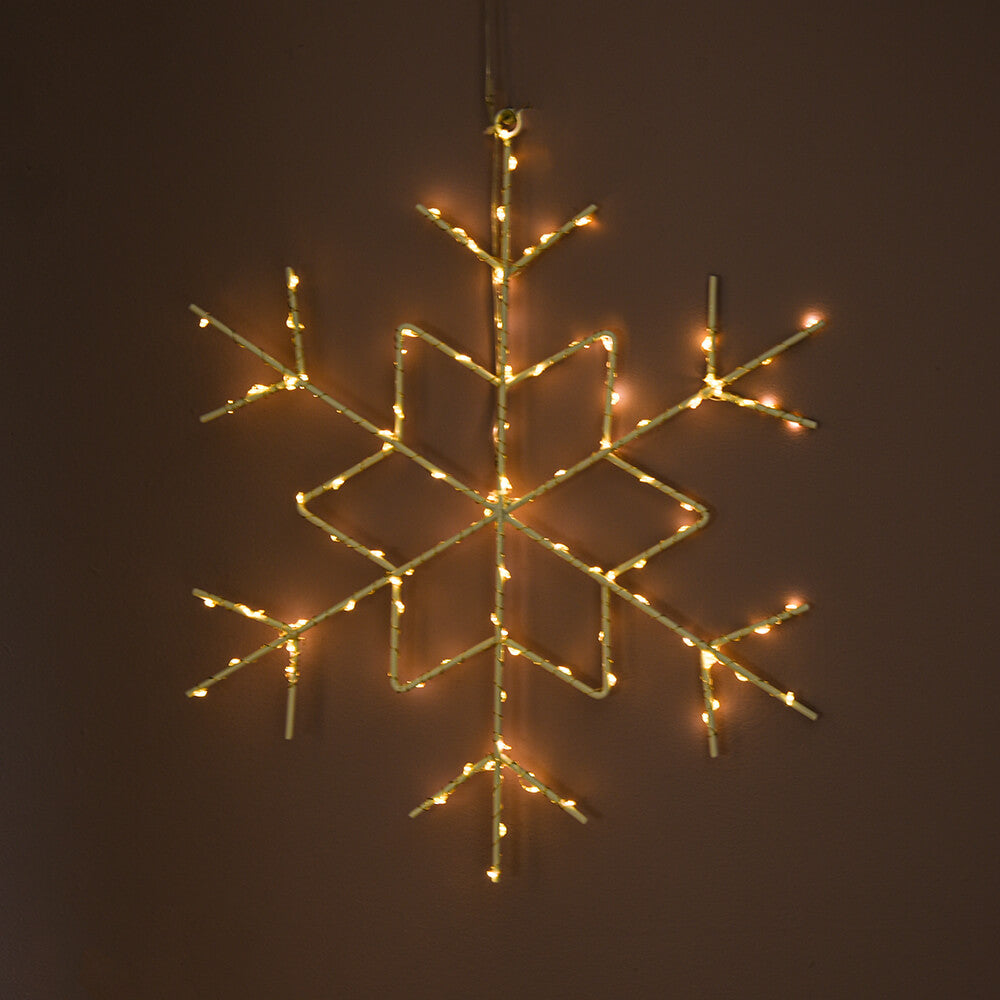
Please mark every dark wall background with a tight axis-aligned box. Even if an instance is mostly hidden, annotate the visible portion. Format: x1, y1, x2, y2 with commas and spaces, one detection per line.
5, 2, 997, 997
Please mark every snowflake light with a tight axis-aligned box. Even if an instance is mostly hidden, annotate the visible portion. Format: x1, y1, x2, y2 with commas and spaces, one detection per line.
186, 108, 823, 882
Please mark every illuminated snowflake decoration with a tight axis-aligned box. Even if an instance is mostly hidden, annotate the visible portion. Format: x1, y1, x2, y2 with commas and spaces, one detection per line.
187, 109, 823, 882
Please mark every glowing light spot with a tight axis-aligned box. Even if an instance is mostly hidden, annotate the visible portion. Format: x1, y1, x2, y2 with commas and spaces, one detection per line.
431, 470, 446, 480
634, 594, 650, 606
247, 383, 269, 397
508, 155, 517, 170
701, 335, 713, 350
601, 334, 614, 351
495, 207, 506, 221
558, 666, 572, 676
201, 597, 216, 608
191, 688, 208, 698
575, 215, 592, 227
343, 600, 356, 612
540, 232, 555, 244
198, 317, 210, 327
287, 272, 299, 290
785, 691, 796, 705
486, 867, 500, 883
755, 625, 771, 635
803, 313, 822, 329
498, 823, 507, 837
607, 672, 617, 687
688, 397, 702, 409
428, 207, 441, 218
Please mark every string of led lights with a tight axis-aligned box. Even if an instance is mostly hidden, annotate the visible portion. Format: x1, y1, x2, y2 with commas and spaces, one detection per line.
186, 108, 823, 882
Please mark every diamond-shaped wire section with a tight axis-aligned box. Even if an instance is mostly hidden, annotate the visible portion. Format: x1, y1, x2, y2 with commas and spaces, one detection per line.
186, 110, 823, 882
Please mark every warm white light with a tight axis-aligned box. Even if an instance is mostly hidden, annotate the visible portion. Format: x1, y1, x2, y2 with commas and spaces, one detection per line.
191, 688, 208, 698
803, 313, 821, 329
198, 317, 210, 327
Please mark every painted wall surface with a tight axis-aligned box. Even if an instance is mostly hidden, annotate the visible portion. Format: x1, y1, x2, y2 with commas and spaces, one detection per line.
5, 2, 996, 997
